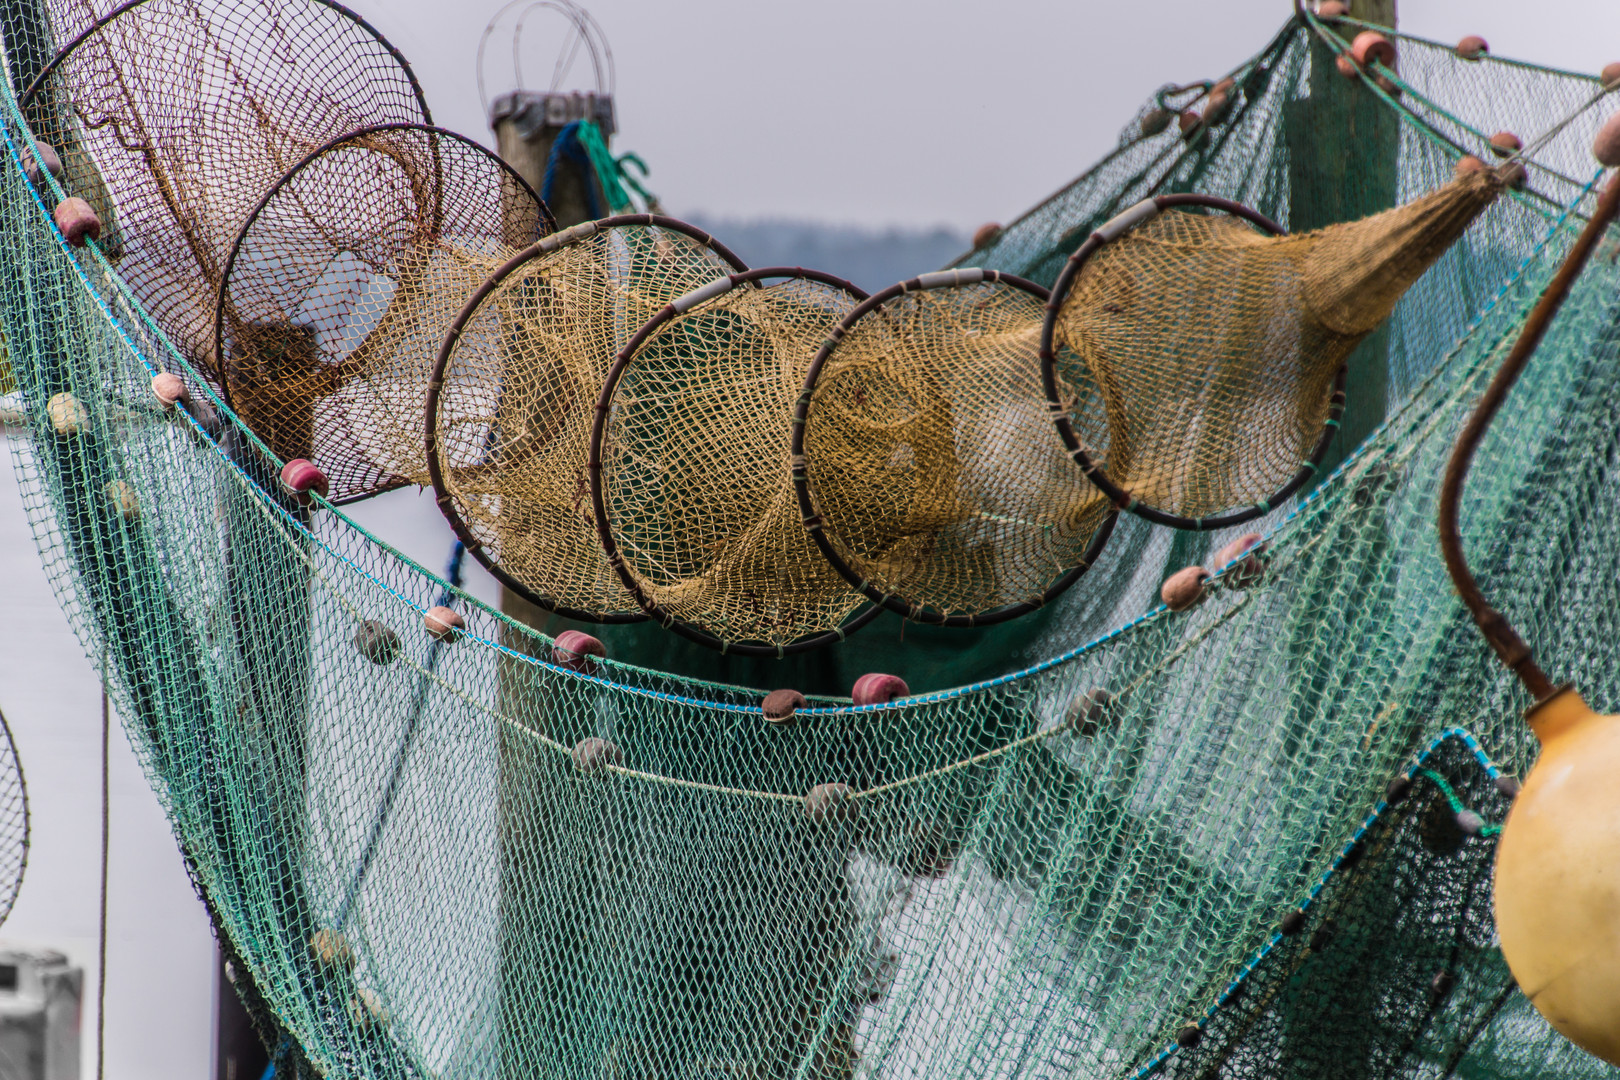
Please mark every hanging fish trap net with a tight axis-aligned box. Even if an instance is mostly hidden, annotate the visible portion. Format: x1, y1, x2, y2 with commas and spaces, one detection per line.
794, 268, 1116, 626
4, 4, 1620, 1080
1042, 174, 1506, 529
591, 267, 881, 653
426, 215, 748, 622
216, 122, 551, 503
16, 0, 431, 384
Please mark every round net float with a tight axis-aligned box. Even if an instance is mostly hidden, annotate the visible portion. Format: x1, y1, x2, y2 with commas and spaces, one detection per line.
1430, 970, 1455, 999
1489, 131, 1523, 158
279, 459, 329, 502
1351, 30, 1395, 69
150, 372, 188, 407
972, 222, 1003, 248
804, 782, 855, 823
1496, 689, 1620, 1065
1456, 35, 1489, 61
1175, 1023, 1203, 1049
348, 987, 388, 1030
1374, 74, 1401, 97
1309, 919, 1338, 950
103, 480, 140, 521
589, 267, 881, 655
1455, 155, 1489, 179
762, 689, 806, 723
1594, 112, 1620, 168
1203, 91, 1232, 127
309, 927, 357, 971
1042, 178, 1505, 530
18, 0, 432, 383
551, 630, 605, 675
1178, 110, 1203, 138
1385, 774, 1412, 804
1139, 108, 1173, 137
852, 673, 909, 707
1454, 809, 1485, 836
571, 737, 622, 775
46, 392, 88, 436
353, 620, 401, 666
1279, 908, 1307, 935
1161, 566, 1208, 612
215, 123, 551, 503
1214, 532, 1265, 587
794, 268, 1116, 627
1315, 0, 1349, 17
1604, 61, 1620, 87
1494, 774, 1522, 799
426, 216, 748, 624
423, 606, 464, 643
52, 197, 99, 247
21, 140, 61, 189
1335, 54, 1359, 79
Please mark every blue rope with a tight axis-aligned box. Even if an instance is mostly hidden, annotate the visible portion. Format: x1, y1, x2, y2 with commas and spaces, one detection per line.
540, 120, 605, 220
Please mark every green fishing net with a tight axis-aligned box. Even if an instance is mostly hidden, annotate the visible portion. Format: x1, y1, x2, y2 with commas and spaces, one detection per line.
3, 5, 1620, 1079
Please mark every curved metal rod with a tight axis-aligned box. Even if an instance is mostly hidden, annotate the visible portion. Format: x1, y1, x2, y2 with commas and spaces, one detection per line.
20, 0, 432, 125
792, 268, 1118, 628
423, 214, 748, 624
588, 266, 884, 656
1437, 174, 1620, 703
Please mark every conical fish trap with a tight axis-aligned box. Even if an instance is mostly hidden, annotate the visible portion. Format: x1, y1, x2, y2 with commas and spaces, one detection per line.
215, 122, 549, 501
425, 216, 747, 622
590, 268, 880, 653
794, 268, 1115, 626
19, 0, 430, 386
1042, 172, 1505, 528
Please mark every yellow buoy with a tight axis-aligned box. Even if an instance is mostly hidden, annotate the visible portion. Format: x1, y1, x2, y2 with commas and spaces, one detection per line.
1494, 686, 1620, 1065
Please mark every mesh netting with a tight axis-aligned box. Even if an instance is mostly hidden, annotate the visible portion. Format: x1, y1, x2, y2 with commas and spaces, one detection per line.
217, 122, 550, 503
426, 216, 748, 622
17, 0, 431, 383
1045, 173, 1505, 528
0, 707, 28, 931
5, 5, 1620, 1080
591, 268, 880, 654
220, 123, 549, 500
795, 269, 1115, 625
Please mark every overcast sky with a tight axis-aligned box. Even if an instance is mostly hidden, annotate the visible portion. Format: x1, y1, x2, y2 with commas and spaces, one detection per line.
337, 1, 1620, 229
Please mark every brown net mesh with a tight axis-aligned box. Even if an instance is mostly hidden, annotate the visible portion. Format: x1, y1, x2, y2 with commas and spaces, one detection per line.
591, 268, 878, 654
20, 0, 430, 387
795, 270, 1115, 625
216, 122, 548, 501
426, 217, 748, 622
1046, 170, 1506, 527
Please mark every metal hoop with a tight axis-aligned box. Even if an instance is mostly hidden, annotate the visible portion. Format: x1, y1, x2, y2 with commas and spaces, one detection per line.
794, 268, 1118, 628
213, 122, 554, 462
426, 215, 748, 624
589, 266, 883, 655
1039, 192, 1349, 531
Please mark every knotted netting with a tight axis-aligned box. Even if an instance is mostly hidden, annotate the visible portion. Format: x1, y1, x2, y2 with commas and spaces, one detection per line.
795, 269, 1116, 626
426, 215, 748, 623
5, 5, 1620, 1080
14, 0, 433, 383
217, 122, 551, 503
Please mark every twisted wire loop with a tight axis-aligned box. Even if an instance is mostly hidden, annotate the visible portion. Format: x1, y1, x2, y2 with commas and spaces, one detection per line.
1042, 174, 1505, 530
216, 122, 550, 503
794, 270, 1116, 627
20, 0, 431, 392
425, 215, 747, 622
590, 267, 882, 654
